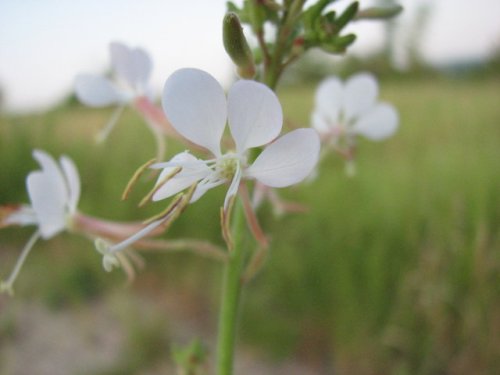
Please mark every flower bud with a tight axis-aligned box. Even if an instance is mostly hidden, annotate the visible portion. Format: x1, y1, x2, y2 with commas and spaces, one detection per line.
355, 5, 403, 20
334, 1, 359, 31
223, 12, 256, 79
320, 34, 356, 54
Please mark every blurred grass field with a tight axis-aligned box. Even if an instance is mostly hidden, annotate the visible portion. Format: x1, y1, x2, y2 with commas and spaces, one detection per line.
0, 77, 499, 374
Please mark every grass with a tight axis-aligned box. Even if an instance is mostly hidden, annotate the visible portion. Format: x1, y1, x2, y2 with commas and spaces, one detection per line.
0, 77, 499, 374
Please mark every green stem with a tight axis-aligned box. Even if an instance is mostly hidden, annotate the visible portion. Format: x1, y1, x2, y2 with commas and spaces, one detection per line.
263, 0, 307, 88
216, 199, 247, 375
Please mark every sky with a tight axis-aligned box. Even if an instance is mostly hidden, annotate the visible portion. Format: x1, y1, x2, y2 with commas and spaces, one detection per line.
0, 0, 499, 112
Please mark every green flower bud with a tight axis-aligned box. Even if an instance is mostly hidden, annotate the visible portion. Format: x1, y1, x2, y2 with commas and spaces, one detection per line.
334, 1, 359, 31
320, 33, 356, 54
355, 5, 403, 20
223, 12, 256, 79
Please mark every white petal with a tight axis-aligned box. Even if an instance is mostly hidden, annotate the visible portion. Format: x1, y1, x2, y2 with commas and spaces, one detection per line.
28, 150, 70, 238
246, 128, 320, 187
311, 110, 331, 134
343, 72, 379, 121
224, 163, 242, 210
162, 68, 227, 156
27, 174, 65, 239
110, 42, 152, 92
190, 178, 224, 203
32, 150, 68, 203
228, 80, 283, 153
75, 74, 128, 107
152, 152, 211, 201
60, 156, 81, 215
352, 103, 399, 141
4, 205, 38, 226
314, 76, 343, 123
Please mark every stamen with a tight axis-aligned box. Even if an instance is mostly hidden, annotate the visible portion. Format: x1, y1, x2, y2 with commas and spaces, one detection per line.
240, 184, 269, 248
142, 193, 184, 225
122, 158, 157, 200
182, 183, 197, 206
0, 231, 41, 295
138, 166, 182, 207
221, 194, 236, 251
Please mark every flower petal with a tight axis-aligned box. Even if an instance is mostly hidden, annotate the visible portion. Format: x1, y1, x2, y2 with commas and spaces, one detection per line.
162, 68, 227, 156
110, 42, 152, 92
352, 102, 399, 140
224, 163, 242, 210
228, 80, 282, 153
3, 205, 38, 227
75, 74, 128, 107
343, 72, 378, 121
311, 110, 332, 134
314, 76, 343, 123
60, 156, 81, 215
32, 150, 68, 202
190, 178, 224, 203
27, 151, 68, 239
152, 152, 211, 201
246, 128, 320, 187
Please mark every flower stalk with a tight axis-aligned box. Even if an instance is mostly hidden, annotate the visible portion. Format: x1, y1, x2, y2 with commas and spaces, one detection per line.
216, 199, 247, 375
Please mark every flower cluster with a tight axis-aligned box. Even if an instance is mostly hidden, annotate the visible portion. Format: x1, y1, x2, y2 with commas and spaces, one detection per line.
96, 68, 320, 254
3, 55, 399, 292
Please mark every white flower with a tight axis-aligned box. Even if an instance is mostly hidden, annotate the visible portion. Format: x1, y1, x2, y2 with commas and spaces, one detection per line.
312, 72, 398, 143
1, 150, 80, 294
74, 42, 155, 143
151, 68, 320, 209
75, 41, 153, 107
9, 150, 80, 237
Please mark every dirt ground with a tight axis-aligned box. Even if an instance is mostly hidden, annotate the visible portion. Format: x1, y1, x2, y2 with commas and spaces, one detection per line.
0, 289, 316, 375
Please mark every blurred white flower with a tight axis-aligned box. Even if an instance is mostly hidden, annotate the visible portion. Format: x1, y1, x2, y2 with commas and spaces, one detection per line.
74, 42, 155, 143
1, 150, 80, 294
75, 41, 153, 108
312, 72, 399, 144
152, 68, 320, 210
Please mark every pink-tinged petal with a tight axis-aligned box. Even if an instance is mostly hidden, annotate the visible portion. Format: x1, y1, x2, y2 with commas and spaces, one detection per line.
75, 74, 128, 107
110, 42, 152, 91
228, 80, 282, 153
60, 156, 81, 215
162, 68, 227, 156
352, 103, 399, 141
152, 152, 211, 201
246, 128, 320, 187
3, 206, 38, 226
343, 72, 378, 121
315, 76, 343, 122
